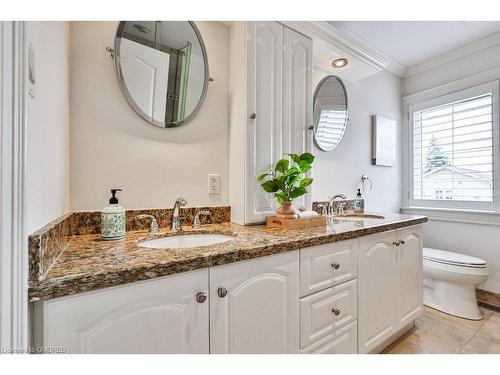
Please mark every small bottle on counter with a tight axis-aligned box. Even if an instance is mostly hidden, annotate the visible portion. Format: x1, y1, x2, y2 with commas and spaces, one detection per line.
354, 188, 365, 214
101, 189, 126, 240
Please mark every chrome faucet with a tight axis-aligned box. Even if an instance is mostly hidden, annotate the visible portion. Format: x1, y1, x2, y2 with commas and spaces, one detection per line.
136, 214, 159, 234
171, 197, 187, 231
192, 210, 211, 228
328, 194, 347, 216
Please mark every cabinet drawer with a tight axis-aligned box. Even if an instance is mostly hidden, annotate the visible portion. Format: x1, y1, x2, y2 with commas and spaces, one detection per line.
300, 279, 357, 349
301, 321, 357, 354
300, 239, 357, 297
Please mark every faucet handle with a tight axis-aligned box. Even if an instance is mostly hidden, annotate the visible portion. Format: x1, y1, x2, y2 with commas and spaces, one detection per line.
136, 214, 159, 233
192, 210, 211, 228
316, 204, 327, 216
176, 197, 187, 206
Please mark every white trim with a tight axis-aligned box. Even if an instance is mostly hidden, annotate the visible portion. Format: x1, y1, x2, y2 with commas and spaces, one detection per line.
405, 31, 500, 78
400, 207, 500, 227
403, 80, 500, 212
279, 24, 500, 79
403, 65, 500, 103
0, 21, 28, 352
280, 21, 392, 74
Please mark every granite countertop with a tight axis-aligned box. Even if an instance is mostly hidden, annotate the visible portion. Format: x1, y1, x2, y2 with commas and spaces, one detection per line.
28, 213, 427, 302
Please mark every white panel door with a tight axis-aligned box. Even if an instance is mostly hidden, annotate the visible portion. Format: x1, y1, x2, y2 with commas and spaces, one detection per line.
246, 21, 283, 223
43, 270, 209, 353
282, 26, 313, 210
358, 231, 397, 354
210, 251, 299, 353
395, 225, 424, 328
120, 38, 169, 122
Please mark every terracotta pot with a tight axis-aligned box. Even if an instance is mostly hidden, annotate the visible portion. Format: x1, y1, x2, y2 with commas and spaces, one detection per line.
276, 200, 298, 219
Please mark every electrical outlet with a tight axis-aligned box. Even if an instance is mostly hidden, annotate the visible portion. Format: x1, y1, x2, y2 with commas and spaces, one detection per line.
208, 174, 221, 194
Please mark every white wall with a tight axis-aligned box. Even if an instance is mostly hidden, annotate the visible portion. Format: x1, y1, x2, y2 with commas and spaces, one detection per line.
26, 22, 70, 233
312, 69, 403, 213
69, 22, 229, 211
403, 42, 500, 294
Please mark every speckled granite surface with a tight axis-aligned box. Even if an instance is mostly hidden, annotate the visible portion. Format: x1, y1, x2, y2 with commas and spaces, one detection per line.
28, 213, 427, 302
28, 206, 231, 284
29, 213, 73, 283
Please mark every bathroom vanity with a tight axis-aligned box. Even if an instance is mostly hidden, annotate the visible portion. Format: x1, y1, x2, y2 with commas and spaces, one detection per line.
30, 213, 426, 354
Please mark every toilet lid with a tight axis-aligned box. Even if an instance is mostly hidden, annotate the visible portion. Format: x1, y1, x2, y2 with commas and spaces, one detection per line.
423, 247, 487, 267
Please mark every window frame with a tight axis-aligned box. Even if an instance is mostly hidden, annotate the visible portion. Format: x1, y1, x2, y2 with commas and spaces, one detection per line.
406, 80, 500, 212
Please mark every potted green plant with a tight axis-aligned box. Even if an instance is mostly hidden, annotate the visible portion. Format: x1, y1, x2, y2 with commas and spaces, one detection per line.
257, 152, 315, 219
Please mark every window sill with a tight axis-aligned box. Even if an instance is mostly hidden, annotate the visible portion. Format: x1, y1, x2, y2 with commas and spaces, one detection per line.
400, 206, 500, 226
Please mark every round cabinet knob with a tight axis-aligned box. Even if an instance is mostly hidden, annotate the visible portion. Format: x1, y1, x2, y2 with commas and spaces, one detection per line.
196, 292, 207, 303
331, 263, 340, 270
393, 241, 400, 246
399, 240, 405, 245
249, 113, 257, 120
217, 287, 228, 298
332, 308, 341, 316
308, 125, 314, 131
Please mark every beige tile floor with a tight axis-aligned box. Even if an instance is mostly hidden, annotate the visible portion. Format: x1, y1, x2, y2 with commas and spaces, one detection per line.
382, 305, 500, 354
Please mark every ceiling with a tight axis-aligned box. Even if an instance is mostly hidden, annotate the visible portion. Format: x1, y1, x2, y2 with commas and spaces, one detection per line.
328, 21, 500, 69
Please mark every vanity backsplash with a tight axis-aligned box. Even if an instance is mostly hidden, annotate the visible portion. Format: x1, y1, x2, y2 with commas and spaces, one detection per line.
28, 206, 231, 283
312, 200, 361, 214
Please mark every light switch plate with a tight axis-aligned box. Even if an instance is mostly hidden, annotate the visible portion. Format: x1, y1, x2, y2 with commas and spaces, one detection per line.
208, 174, 220, 194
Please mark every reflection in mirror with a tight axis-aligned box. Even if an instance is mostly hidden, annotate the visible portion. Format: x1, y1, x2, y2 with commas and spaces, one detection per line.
313, 75, 348, 151
114, 21, 209, 127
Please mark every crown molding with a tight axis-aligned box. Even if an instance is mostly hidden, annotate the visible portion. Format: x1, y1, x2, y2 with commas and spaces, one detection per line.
281, 22, 500, 80
405, 30, 500, 78
281, 21, 401, 75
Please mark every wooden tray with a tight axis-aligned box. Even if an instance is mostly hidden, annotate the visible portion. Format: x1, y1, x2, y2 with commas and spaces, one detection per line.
266, 215, 326, 229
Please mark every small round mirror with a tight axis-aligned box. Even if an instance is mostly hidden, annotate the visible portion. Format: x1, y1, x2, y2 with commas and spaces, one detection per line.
313, 75, 348, 151
114, 21, 209, 128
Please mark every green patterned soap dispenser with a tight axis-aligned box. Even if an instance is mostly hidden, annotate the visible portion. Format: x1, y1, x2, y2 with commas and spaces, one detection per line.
101, 189, 126, 240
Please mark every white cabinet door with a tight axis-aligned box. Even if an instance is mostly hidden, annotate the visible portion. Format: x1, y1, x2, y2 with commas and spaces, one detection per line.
282, 25, 313, 210
358, 231, 397, 354
210, 251, 300, 353
42, 270, 209, 354
245, 21, 284, 223
395, 225, 423, 328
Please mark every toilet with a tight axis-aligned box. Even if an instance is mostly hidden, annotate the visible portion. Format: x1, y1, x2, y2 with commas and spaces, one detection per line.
423, 248, 489, 320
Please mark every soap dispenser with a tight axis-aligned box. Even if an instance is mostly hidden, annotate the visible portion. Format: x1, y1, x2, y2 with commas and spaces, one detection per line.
354, 188, 365, 214
101, 189, 126, 240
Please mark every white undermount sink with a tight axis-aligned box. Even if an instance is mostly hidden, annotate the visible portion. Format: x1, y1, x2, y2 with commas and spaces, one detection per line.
139, 234, 234, 249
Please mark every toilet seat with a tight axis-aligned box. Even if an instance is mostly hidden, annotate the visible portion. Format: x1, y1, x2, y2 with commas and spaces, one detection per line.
423, 247, 487, 268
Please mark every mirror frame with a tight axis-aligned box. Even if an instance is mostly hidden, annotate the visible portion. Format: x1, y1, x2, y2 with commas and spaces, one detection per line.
113, 21, 210, 128
313, 75, 349, 152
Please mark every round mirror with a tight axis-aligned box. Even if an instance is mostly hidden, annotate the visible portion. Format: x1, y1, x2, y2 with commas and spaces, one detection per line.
114, 21, 209, 128
313, 75, 348, 151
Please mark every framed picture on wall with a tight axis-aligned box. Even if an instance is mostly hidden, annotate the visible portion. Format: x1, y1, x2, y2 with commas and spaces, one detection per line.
372, 115, 397, 167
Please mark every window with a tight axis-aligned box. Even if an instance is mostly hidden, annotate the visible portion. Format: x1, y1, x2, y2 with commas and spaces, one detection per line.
408, 81, 499, 211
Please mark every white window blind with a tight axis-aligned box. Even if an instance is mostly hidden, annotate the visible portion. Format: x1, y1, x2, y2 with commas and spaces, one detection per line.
412, 93, 494, 204
315, 109, 348, 149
